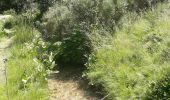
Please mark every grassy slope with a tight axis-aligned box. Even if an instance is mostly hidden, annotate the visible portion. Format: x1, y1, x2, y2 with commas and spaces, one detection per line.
86, 3, 170, 99
0, 21, 48, 99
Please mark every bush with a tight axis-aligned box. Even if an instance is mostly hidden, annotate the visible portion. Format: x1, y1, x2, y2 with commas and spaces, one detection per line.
42, 4, 73, 41
56, 29, 91, 64
36, 0, 57, 19
3, 16, 15, 29
41, 0, 167, 65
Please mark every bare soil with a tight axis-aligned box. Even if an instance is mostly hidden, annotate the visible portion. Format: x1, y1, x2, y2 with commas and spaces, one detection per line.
0, 37, 13, 85
48, 65, 102, 100
0, 15, 13, 86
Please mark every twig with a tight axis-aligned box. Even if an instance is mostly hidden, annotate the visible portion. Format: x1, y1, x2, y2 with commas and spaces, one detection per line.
101, 94, 110, 100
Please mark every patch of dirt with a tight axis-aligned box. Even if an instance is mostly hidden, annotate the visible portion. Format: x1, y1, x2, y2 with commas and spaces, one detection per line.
0, 15, 13, 85
48, 65, 102, 100
0, 37, 13, 85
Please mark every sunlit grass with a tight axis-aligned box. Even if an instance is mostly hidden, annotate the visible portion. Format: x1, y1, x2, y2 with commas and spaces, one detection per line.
14, 24, 35, 44
86, 3, 170, 99
3, 23, 49, 99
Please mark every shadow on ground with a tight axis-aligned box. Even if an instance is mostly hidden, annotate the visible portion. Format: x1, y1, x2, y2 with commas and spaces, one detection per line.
48, 64, 103, 100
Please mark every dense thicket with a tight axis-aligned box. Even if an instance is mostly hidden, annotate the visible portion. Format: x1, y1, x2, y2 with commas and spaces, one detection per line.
40, 0, 170, 99
40, 0, 167, 65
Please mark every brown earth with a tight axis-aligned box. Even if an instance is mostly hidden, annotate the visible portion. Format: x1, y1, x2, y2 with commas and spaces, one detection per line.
48, 65, 102, 100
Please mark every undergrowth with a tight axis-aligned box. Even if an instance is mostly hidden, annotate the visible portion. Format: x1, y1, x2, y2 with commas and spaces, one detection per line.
6, 44, 48, 100
1, 0, 170, 99
86, 3, 170, 99
0, 22, 50, 99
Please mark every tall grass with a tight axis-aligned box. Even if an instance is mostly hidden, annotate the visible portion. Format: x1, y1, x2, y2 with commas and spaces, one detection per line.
86, 3, 170, 99
14, 24, 35, 44
1, 21, 49, 99
6, 44, 48, 100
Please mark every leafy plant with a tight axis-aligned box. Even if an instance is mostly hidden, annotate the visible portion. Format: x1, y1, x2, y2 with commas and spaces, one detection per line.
56, 29, 91, 64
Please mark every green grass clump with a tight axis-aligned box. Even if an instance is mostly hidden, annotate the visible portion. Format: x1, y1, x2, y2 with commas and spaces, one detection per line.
14, 24, 35, 44
86, 3, 170, 99
1, 23, 49, 99
6, 45, 48, 100
0, 21, 6, 38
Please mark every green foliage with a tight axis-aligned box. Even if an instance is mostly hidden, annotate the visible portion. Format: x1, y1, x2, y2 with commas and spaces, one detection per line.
7, 44, 48, 100
41, 0, 167, 65
3, 17, 15, 29
86, 3, 170, 99
13, 24, 35, 44
56, 30, 91, 64
0, 0, 26, 13
0, 21, 5, 38
3, 9, 16, 16
32, 34, 57, 70
42, 4, 73, 41
0, 19, 14, 38
1, 0, 169, 99
36, 0, 57, 19
145, 71, 170, 100
3, 17, 50, 99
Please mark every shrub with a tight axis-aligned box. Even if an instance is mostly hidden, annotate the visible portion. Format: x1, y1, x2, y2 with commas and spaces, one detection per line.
56, 29, 91, 64
41, 0, 167, 65
36, 0, 57, 19
42, 4, 73, 41
3, 16, 15, 29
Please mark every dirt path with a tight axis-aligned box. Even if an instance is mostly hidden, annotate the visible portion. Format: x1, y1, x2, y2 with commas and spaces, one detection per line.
0, 37, 13, 85
0, 15, 13, 85
48, 66, 101, 100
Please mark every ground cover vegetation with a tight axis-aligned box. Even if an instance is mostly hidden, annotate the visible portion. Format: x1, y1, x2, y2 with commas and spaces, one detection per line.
0, 0, 170, 99
0, 8, 54, 100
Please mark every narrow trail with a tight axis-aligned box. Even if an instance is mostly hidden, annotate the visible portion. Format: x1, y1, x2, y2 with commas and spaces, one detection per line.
48, 66, 101, 100
0, 37, 13, 85
0, 15, 100, 99
0, 15, 13, 86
